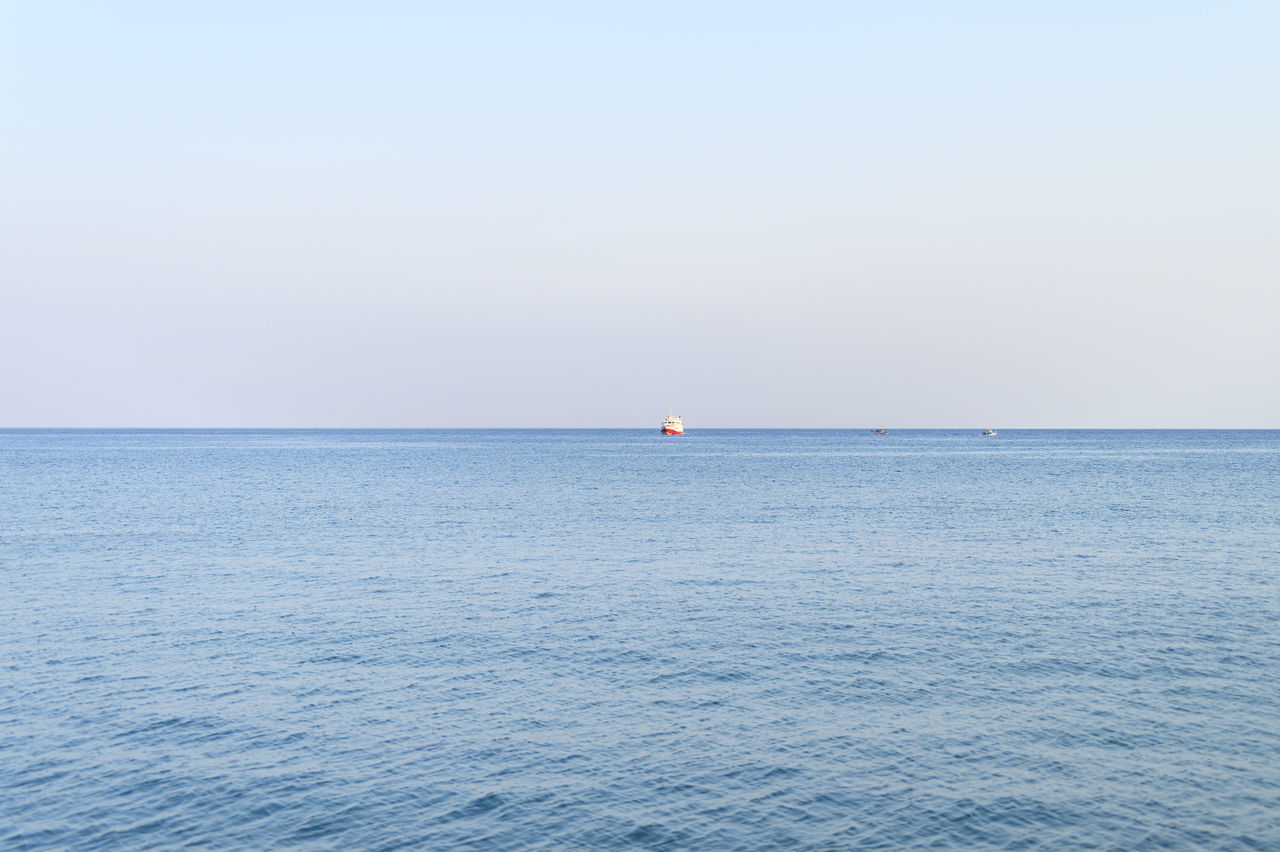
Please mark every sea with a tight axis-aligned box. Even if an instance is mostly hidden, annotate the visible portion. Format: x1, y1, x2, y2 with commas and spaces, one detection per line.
2, 429, 1278, 850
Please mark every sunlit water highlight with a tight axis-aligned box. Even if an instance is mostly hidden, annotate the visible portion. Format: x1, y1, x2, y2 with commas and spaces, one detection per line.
2, 429, 1278, 849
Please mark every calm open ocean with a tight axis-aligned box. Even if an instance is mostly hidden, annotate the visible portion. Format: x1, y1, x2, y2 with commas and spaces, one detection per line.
2, 429, 1278, 849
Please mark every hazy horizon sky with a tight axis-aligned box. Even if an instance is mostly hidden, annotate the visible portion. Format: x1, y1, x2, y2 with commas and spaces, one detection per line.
4, 2, 1277, 427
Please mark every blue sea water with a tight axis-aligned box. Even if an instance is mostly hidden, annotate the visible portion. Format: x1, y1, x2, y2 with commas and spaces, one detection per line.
2, 429, 1278, 850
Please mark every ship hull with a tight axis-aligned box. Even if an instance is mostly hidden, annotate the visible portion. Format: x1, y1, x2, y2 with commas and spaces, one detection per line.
661, 427, 684, 435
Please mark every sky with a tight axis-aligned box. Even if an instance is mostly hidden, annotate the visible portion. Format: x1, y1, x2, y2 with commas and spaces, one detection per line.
3, 1, 1277, 427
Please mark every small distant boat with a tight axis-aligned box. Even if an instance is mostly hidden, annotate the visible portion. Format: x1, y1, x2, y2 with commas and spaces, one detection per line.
982, 428, 997, 436
872, 428, 888, 435
660, 409, 684, 435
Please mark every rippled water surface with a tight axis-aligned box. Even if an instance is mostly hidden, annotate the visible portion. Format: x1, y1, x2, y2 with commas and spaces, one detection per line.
3, 429, 1279, 849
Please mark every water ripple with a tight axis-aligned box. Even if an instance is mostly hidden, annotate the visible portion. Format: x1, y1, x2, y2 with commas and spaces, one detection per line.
2, 429, 1279, 849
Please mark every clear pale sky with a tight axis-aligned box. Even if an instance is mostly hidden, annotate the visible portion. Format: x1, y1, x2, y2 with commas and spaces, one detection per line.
3, 2, 1277, 427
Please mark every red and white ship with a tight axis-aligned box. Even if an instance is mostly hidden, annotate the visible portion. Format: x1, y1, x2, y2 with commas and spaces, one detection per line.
660, 410, 684, 435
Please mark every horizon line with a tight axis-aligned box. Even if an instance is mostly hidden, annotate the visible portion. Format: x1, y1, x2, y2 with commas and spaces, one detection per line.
2, 426, 1278, 432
